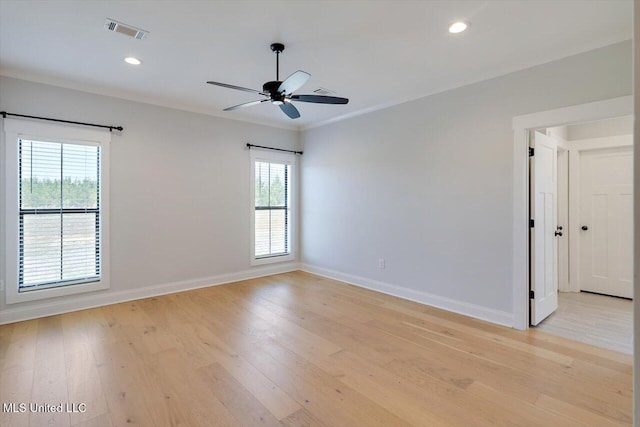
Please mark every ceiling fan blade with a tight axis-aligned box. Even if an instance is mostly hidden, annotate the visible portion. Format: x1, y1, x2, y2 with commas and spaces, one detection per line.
290, 94, 349, 104
224, 99, 269, 111
207, 81, 266, 96
279, 102, 300, 119
278, 70, 310, 95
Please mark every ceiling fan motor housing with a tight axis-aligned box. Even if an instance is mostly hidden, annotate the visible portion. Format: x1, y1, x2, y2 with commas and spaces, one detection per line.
263, 80, 285, 102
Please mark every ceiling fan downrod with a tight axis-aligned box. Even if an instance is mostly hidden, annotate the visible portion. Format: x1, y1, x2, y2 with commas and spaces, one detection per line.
270, 43, 285, 81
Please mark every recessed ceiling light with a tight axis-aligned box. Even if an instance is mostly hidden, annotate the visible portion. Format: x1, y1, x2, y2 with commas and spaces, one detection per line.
124, 57, 141, 65
449, 21, 468, 34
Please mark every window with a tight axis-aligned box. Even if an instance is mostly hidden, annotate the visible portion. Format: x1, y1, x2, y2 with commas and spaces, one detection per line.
250, 150, 295, 264
4, 119, 110, 303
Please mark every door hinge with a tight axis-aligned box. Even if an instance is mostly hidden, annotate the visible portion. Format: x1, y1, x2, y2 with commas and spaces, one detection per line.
530, 219, 534, 228
529, 147, 534, 157
530, 290, 535, 299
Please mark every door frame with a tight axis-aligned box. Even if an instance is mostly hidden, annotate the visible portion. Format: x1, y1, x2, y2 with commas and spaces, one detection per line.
511, 95, 632, 330
557, 146, 570, 293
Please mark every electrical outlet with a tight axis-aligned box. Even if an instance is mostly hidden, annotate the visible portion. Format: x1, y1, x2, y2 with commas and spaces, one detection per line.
378, 259, 385, 269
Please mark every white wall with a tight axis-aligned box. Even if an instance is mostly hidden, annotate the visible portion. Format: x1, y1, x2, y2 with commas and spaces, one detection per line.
567, 115, 633, 140
0, 76, 300, 323
301, 41, 632, 324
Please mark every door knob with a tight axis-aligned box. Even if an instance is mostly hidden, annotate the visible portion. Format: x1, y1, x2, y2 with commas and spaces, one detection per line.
555, 230, 563, 237
581, 225, 588, 231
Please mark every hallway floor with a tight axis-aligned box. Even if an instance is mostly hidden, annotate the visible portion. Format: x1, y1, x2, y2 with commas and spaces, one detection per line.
535, 291, 632, 354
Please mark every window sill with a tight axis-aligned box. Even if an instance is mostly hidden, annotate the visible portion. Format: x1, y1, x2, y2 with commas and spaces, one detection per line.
251, 253, 295, 266
5, 279, 109, 304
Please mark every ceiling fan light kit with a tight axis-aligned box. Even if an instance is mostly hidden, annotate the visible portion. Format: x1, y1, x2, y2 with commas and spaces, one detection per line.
207, 42, 349, 119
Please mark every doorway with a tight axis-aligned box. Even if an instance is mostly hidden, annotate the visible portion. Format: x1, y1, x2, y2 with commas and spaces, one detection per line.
529, 116, 633, 353
511, 95, 633, 331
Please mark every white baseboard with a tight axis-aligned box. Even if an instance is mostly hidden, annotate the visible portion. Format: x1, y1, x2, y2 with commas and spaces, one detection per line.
299, 263, 514, 328
2, 262, 515, 328
0, 262, 299, 325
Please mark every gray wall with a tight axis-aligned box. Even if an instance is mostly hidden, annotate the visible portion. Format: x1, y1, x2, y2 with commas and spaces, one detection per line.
301, 41, 632, 316
0, 76, 299, 316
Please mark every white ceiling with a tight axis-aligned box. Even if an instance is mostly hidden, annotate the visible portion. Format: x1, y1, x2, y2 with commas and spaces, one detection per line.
0, 0, 632, 130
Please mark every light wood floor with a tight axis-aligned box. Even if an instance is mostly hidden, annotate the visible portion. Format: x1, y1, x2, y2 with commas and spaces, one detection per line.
535, 292, 633, 354
0, 271, 633, 426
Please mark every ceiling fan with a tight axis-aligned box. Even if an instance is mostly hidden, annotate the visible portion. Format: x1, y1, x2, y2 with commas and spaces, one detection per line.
207, 43, 349, 119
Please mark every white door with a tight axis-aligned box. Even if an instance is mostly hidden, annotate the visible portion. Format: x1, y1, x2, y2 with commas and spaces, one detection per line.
530, 131, 559, 326
578, 147, 633, 299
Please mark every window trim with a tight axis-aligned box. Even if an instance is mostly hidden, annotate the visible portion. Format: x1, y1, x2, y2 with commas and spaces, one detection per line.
3, 119, 110, 304
249, 149, 296, 266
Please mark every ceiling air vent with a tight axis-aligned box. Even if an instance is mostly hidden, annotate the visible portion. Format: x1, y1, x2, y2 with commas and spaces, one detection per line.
313, 87, 336, 96
104, 19, 148, 40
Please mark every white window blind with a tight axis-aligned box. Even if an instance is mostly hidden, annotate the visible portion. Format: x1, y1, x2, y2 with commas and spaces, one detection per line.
254, 161, 291, 258
19, 139, 101, 291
